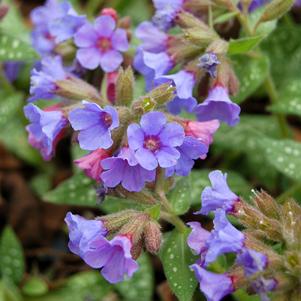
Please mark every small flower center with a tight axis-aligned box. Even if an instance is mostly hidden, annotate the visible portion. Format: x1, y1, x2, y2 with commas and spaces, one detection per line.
101, 112, 113, 128
144, 136, 160, 152
97, 37, 112, 52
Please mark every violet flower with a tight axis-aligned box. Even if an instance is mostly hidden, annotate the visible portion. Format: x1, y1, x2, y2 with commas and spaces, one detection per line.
29, 56, 68, 102
64, 212, 107, 257
166, 136, 208, 177
135, 21, 168, 53
190, 264, 234, 301
154, 70, 197, 114
74, 15, 129, 72
31, 0, 85, 54
194, 85, 241, 127
65, 213, 138, 283
187, 222, 210, 255
24, 103, 67, 160
198, 53, 220, 78
127, 111, 184, 171
152, 0, 184, 31
101, 147, 156, 192
69, 101, 119, 151
204, 209, 245, 266
195, 170, 239, 216
184, 120, 220, 159
74, 148, 110, 181
133, 48, 174, 90
4, 62, 23, 82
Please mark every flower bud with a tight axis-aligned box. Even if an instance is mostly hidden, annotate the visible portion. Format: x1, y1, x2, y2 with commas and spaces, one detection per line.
119, 213, 150, 245
99, 210, 139, 233
258, 0, 294, 23
0, 4, 9, 20
183, 28, 217, 48
144, 221, 162, 254
100, 8, 118, 21
175, 11, 208, 29
131, 238, 143, 260
251, 190, 281, 220
56, 76, 104, 103
106, 71, 119, 104
116, 67, 135, 106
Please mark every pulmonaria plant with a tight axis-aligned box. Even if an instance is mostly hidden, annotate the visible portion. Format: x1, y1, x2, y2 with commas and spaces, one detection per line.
22, 0, 301, 300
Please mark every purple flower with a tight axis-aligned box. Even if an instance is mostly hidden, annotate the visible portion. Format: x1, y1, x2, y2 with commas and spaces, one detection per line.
236, 249, 276, 301
133, 48, 174, 90
65, 213, 139, 284
29, 56, 68, 102
237, 248, 267, 276
135, 21, 168, 53
68, 101, 119, 151
198, 53, 220, 78
295, 0, 301, 7
24, 103, 67, 160
4, 62, 23, 82
190, 264, 234, 301
166, 136, 208, 177
154, 70, 197, 114
248, 0, 270, 12
101, 147, 156, 192
184, 120, 220, 159
83, 235, 139, 284
195, 170, 239, 216
74, 15, 129, 72
194, 85, 241, 127
127, 112, 184, 171
187, 222, 210, 255
31, 0, 85, 54
152, 0, 184, 31
64, 212, 107, 257
204, 209, 245, 265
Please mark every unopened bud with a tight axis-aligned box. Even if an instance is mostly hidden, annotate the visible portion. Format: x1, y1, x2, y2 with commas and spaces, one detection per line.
99, 210, 139, 232
144, 221, 162, 254
175, 11, 208, 29
56, 77, 104, 104
116, 67, 135, 106
118, 16, 131, 30
131, 238, 143, 260
131, 84, 176, 116
258, 0, 294, 23
183, 28, 217, 47
119, 214, 150, 245
100, 8, 118, 21
252, 190, 281, 220
0, 4, 9, 20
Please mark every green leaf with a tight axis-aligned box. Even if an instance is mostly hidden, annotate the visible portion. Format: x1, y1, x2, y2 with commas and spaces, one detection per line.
228, 36, 264, 55
262, 24, 301, 86
0, 279, 23, 301
214, 115, 281, 189
269, 79, 301, 117
232, 55, 269, 103
233, 289, 260, 301
24, 271, 112, 301
214, 11, 238, 24
0, 93, 22, 128
1, 0, 30, 41
160, 230, 197, 301
0, 32, 37, 61
259, 137, 301, 182
43, 173, 98, 207
0, 227, 25, 284
22, 277, 48, 297
190, 169, 251, 206
167, 177, 191, 215
116, 253, 153, 301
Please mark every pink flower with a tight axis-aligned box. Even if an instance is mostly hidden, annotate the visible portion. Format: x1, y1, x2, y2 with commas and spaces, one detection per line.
75, 148, 110, 181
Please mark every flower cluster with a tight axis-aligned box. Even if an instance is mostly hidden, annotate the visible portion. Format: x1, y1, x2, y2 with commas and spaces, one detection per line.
188, 170, 301, 301
134, 0, 241, 124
